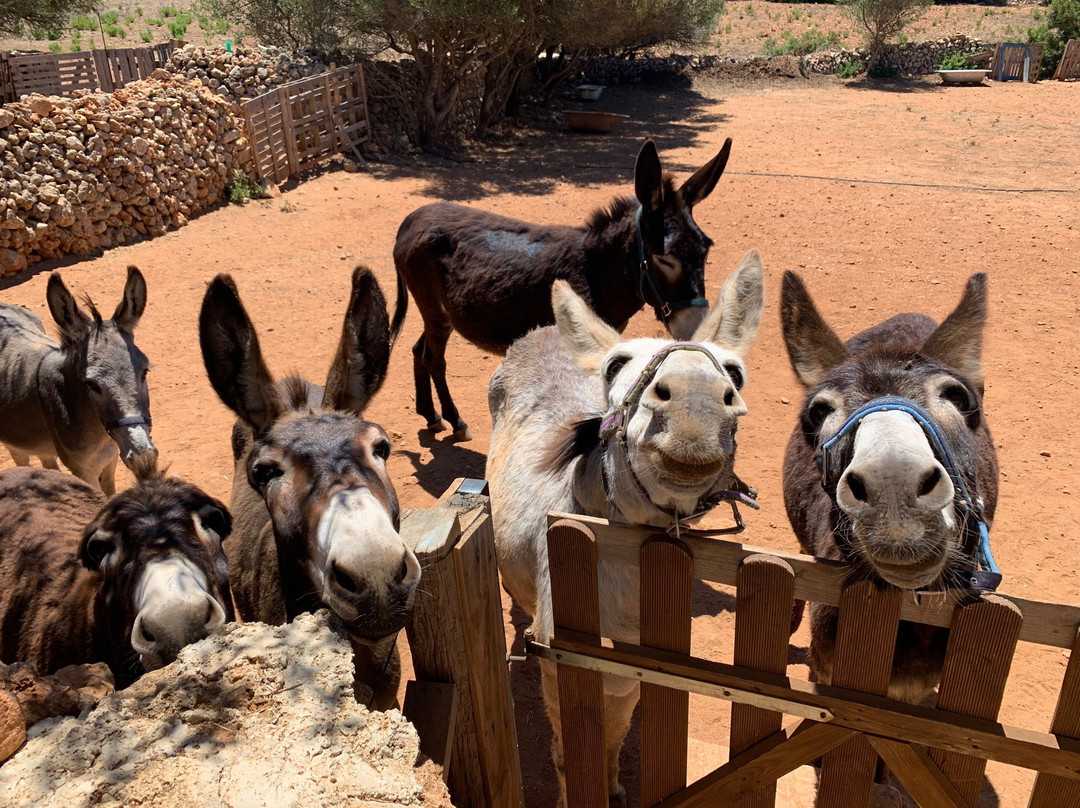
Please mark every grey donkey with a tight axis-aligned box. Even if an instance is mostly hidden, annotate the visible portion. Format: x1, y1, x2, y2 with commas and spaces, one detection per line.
487, 251, 765, 806
0, 267, 155, 494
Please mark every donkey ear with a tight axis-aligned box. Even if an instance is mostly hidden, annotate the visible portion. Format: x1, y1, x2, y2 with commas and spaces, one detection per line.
199, 274, 283, 433
46, 273, 90, 344
552, 280, 622, 371
693, 249, 764, 356
679, 137, 732, 209
323, 266, 391, 414
921, 273, 988, 388
780, 272, 850, 388
79, 524, 117, 571
112, 266, 147, 333
634, 139, 664, 216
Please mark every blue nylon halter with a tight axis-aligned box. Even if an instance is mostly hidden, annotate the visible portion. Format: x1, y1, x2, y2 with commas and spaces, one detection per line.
634, 207, 709, 324
819, 395, 1000, 592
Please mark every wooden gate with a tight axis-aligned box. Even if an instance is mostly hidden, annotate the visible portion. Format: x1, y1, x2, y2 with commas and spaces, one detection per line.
1054, 40, 1080, 80
240, 63, 372, 185
531, 513, 1080, 807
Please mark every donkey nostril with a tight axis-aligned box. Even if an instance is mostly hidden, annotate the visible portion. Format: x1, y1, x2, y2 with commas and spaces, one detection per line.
846, 472, 868, 503
141, 626, 156, 644
332, 561, 360, 594
397, 557, 409, 585
724, 389, 734, 407
918, 467, 942, 498
654, 382, 671, 402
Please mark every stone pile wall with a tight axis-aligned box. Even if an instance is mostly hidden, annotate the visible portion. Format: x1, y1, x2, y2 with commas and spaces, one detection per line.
166, 44, 327, 103
0, 73, 247, 276
805, 35, 987, 76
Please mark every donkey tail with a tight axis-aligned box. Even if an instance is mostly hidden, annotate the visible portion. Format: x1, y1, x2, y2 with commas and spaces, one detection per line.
389, 270, 408, 353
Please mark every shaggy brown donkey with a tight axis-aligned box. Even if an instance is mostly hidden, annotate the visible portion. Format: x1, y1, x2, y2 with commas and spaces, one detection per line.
392, 137, 733, 440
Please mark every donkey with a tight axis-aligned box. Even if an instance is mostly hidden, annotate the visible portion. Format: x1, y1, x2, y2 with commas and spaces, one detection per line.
487, 251, 764, 806
780, 271, 997, 704
199, 266, 419, 709
0, 266, 155, 495
393, 137, 734, 441
0, 458, 234, 689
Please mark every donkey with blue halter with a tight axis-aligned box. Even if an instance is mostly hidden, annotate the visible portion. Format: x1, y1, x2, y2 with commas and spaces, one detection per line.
781, 271, 1000, 703
392, 137, 733, 440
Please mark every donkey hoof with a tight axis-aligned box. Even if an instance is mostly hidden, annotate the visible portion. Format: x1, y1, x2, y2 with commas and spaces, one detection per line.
452, 425, 473, 442
425, 418, 447, 433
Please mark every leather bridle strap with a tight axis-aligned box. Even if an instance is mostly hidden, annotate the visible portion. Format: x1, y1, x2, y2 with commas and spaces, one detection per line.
106, 415, 153, 430
817, 395, 1000, 592
635, 207, 709, 323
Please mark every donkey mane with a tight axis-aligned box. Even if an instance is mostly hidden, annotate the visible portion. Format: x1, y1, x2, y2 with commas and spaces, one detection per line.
280, 376, 313, 411
542, 415, 603, 473
584, 175, 678, 237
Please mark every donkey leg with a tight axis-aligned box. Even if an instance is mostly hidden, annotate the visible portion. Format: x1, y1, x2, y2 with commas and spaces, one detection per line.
40, 456, 60, 470
424, 327, 471, 441
602, 678, 639, 808
6, 446, 31, 466
412, 334, 444, 432
98, 455, 118, 497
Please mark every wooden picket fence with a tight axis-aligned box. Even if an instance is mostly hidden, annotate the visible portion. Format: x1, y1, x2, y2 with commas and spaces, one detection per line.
0, 44, 173, 103
531, 512, 1080, 808
240, 63, 371, 185
991, 42, 1045, 83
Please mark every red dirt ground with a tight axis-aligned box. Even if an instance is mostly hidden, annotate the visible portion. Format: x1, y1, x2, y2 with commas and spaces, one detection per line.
2, 73, 1078, 805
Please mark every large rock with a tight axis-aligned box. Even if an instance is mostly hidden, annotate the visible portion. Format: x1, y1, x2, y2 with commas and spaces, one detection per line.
0, 612, 447, 808
0, 690, 24, 764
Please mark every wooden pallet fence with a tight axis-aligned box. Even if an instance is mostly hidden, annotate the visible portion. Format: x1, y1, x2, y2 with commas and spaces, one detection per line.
1054, 40, 1080, 80
400, 479, 524, 808
0, 52, 14, 104
93, 47, 159, 92
534, 511, 1080, 808
992, 42, 1045, 82
0, 44, 172, 101
240, 63, 371, 185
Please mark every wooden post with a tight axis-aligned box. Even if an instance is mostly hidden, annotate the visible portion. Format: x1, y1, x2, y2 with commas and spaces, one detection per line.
276, 85, 299, 178
816, 580, 902, 808
549, 519, 608, 808
1030, 629, 1080, 806
930, 595, 1023, 805
730, 554, 796, 808
640, 537, 693, 807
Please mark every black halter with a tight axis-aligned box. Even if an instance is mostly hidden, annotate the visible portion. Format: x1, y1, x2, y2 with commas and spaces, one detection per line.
817, 396, 1000, 592
105, 415, 153, 430
634, 207, 709, 325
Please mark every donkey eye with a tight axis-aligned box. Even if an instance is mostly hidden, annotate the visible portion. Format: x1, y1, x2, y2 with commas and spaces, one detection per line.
373, 439, 391, 461
250, 461, 283, 489
604, 355, 630, 384
85, 379, 103, 395
724, 364, 744, 390
941, 384, 977, 417
806, 399, 835, 433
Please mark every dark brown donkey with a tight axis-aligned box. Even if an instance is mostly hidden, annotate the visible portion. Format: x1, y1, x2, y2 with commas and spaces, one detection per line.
392, 137, 733, 440
0, 460, 234, 689
199, 266, 419, 709
781, 271, 998, 704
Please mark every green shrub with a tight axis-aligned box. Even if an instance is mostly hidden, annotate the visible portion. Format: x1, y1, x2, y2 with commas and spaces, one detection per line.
48, 41, 62, 52
938, 51, 974, 70
226, 170, 264, 204
140, 29, 152, 41
71, 14, 96, 30
100, 10, 119, 24
835, 59, 861, 77
168, 18, 187, 37
763, 27, 840, 56
1029, 0, 1080, 78
125, 14, 135, 23
105, 23, 124, 37
147, 17, 163, 25
29, 26, 45, 37
161, 5, 179, 17
69, 42, 81, 51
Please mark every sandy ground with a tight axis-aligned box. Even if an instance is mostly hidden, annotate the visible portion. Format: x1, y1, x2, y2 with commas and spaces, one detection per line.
1, 73, 1078, 805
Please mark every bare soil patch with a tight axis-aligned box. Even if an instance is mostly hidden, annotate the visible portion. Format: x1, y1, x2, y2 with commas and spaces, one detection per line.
1, 72, 1078, 805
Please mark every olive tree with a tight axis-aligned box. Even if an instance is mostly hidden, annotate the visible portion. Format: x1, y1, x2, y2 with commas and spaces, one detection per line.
0, 0, 90, 34
842, 0, 933, 73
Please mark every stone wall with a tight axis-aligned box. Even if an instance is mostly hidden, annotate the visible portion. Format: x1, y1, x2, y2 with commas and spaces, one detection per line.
0, 73, 246, 276
805, 35, 988, 76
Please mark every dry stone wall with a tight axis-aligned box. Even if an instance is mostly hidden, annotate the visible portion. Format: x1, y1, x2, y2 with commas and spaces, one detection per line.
0, 72, 247, 276
805, 35, 988, 76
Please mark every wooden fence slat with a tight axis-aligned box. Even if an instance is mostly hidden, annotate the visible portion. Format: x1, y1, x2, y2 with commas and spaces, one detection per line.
1055, 39, 1080, 80
1030, 629, 1080, 806
640, 537, 693, 808
549, 519, 607, 808
817, 581, 902, 808
867, 737, 966, 808
453, 513, 525, 808
730, 554, 796, 808
657, 721, 854, 808
930, 595, 1023, 805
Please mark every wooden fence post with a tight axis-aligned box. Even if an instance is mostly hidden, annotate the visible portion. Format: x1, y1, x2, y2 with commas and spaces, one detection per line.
1030, 628, 1080, 806
731, 554, 796, 808
549, 519, 608, 808
640, 537, 693, 807
816, 581, 902, 808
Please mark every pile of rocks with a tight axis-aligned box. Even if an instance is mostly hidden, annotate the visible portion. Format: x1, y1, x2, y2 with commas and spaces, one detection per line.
805, 35, 988, 76
0, 611, 450, 808
0, 73, 247, 275
166, 44, 328, 104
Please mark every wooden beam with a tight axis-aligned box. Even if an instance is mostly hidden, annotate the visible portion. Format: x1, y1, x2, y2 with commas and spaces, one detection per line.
550, 513, 1080, 650
403, 679, 459, 778
528, 634, 1080, 780
730, 554, 795, 808
656, 720, 853, 808
1030, 629, 1080, 807
867, 737, 967, 808
640, 538, 693, 807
